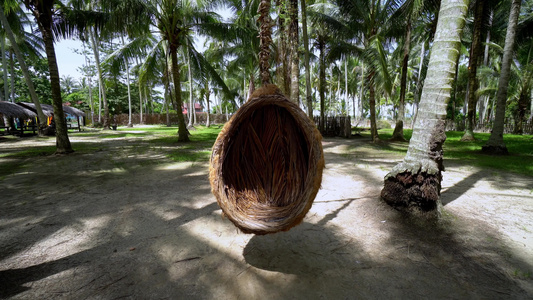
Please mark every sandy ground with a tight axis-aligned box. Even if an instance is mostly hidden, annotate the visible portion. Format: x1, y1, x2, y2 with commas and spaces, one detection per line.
1, 129, 532, 299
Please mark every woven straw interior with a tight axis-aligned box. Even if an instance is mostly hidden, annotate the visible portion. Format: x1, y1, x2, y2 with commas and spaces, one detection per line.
210, 93, 324, 235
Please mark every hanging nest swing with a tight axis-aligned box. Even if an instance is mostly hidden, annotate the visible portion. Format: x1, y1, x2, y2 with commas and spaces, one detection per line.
209, 85, 325, 235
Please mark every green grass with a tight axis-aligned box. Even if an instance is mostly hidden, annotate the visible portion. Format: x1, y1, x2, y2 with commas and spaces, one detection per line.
375, 129, 533, 176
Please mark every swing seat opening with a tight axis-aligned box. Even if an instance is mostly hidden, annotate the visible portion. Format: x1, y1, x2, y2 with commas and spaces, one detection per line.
209, 85, 324, 235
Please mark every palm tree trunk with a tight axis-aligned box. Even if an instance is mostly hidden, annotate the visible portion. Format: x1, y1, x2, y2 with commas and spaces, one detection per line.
319, 39, 326, 133
1, 36, 8, 102
391, 18, 411, 142
301, 0, 312, 117
38, 12, 73, 153
461, 0, 486, 141
206, 82, 211, 127
258, 0, 273, 86
368, 74, 379, 143
170, 46, 189, 142
289, 0, 299, 105
0, 4, 47, 133
90, 28, 109, 129
482, 0, 521, 154
381, 0, 469, 216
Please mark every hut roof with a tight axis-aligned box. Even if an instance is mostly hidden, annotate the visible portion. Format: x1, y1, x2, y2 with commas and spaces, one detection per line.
62, 105, 85, 117
0, 101, 37, 119
17, 102, 85, 118
17, 102, 54, 117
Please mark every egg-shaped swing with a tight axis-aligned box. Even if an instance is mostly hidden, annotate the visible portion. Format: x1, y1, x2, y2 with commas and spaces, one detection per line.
209, 85, 324, 235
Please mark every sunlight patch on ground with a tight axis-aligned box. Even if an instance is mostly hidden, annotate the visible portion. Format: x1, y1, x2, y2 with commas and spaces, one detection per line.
155, 162, 195, 171
0, 215, 111, 269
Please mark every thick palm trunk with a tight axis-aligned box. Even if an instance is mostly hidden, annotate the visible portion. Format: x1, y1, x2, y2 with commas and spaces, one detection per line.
39, 14, 73, 153
381, 0, 469, 216
482, 0, 521, 155
90, 29, 109, 129
391, 19, 411, 142
289, 0, 299, 105
258, 0, 273, 85
461, 0, 485, 141
301, 0, 312, 117
170, 46, 189, 142
0, 4, 47, 133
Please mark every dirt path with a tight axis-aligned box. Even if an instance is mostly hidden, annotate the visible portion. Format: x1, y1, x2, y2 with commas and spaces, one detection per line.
1, 132, 532, 299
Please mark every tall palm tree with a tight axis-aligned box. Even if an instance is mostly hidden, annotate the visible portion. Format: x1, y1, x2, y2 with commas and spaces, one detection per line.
134, 0, 232, 141
0, 2, 48, 132
461, 0, 488, 141
22, 0, 83, 153
388, 0, 440, 141
325, 0, 394, 142
381, 0, 469, 216
482, 0, 522, 154
301, 0, 313, 117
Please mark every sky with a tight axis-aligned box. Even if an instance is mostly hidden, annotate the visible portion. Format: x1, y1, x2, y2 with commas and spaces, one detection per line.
53, 7, 233, 82
55, 39, 85, 80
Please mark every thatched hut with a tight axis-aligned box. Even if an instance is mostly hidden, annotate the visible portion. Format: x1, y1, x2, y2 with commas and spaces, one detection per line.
209, 85, 325, 235
0, 101, 37, 119
17, 102, 85, 131
0, 101, 37, 134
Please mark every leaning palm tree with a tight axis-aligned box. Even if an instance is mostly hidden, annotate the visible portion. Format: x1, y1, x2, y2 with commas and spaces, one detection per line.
381, 0, 469, 217
0, 1, 48, 133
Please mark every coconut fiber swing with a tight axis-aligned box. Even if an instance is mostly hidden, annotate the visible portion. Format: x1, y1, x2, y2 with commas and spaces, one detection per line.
209, 84, 325, 235
209, 2, 324, 235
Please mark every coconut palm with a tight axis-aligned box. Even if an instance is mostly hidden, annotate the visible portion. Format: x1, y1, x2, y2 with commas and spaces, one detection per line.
125, 0, 233, 141
388, 0, 441, 142
381, 0, 469, 216
482, 0, 523, 154
321, 0, 393, 142
0, 1, 48, 131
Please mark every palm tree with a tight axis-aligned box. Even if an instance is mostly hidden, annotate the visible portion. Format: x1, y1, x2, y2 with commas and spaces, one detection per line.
388, 0, 440, 142
0, 2, 48, 132
325, 0, 393, 142
461, 0, 488, 141
301, 0, 313, 117
136, 0, 232, 141
22, 0, 79, 153
482, 0, 522, 154
258, 0, 273, 85
288, 0, 299, 105
381, 0, 469, 216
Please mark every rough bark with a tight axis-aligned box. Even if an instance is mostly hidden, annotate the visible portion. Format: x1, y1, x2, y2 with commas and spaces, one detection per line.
382, 0, 469, 217
289, 0, 299, 105
461, 0, 486, 141
258, 0, 273, 86
301, 0, 313, 117
482, 0, 521, 155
